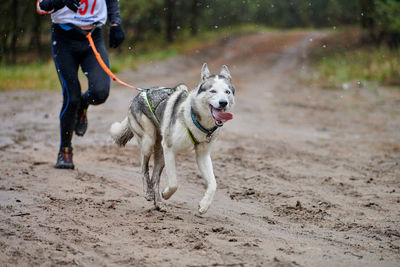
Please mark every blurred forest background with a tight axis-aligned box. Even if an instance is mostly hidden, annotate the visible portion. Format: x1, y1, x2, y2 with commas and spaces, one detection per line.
0, 0, 399, 89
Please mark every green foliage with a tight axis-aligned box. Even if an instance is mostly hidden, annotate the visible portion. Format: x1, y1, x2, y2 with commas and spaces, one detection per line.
0, 0, 363, 64
360, 0, 400, 47
236, 0, 360, 28
313, 48, 400, 86
115, 0, 361, 51
119, 0, 164, 42
375, 0, 400, 32
308, 29, 400, 89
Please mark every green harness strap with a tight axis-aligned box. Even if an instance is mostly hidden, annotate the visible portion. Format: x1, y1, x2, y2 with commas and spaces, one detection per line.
186, 126, 199, 145
144, 90, 160, 125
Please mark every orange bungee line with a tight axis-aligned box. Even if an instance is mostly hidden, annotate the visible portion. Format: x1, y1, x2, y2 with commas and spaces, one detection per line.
86, 32, 143, 91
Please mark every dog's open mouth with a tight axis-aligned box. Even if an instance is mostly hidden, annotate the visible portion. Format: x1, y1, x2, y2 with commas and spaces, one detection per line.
210, 105, 233, 126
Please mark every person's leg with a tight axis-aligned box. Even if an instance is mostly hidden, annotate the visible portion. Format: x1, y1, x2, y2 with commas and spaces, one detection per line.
75, 28, 111, 136
51, 24, 82, 168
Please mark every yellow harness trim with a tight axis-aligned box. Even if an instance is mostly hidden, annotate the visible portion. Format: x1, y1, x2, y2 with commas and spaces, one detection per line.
186, 127, 199, 145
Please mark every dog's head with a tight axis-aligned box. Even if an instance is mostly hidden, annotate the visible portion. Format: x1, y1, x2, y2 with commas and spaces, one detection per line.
194, 63, 235, 127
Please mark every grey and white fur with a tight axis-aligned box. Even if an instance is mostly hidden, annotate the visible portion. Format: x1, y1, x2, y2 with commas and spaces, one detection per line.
110, 63, 235, 214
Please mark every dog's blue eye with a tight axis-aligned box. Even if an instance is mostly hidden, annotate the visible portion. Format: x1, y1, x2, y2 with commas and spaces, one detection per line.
210, 90, 216, 93
225, 90, 231, 94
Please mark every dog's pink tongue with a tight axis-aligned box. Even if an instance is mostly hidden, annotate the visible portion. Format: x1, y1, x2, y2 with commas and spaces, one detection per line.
212, 108, 233, 124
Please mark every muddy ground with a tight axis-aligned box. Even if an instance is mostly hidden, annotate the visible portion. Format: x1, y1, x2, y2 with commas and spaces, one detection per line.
0, 31, 399, 266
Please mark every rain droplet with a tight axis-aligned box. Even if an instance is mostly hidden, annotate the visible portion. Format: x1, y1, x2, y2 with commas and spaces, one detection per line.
177, 26, 181, 30
322, 44, 327, 48
309, 38, 313, 42
128, 46, 132, 50
214, 25, 218, 29
53, 41, 57, 45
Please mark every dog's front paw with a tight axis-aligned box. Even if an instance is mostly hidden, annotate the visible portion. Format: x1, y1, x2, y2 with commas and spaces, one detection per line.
162, 186, 178, 200
198, 205, 209, 215
198, 199, 210, 215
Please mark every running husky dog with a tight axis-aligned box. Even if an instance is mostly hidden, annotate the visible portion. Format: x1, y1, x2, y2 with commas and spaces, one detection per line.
110, 63, 235, 214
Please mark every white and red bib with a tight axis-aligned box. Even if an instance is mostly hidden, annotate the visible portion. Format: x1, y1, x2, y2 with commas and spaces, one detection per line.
38, 0, 108, 26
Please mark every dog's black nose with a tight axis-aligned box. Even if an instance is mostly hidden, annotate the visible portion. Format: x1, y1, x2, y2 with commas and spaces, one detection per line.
219, 100, 228, 108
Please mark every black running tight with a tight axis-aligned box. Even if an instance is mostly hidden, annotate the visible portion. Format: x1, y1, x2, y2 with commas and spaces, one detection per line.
51, 23, 110, 149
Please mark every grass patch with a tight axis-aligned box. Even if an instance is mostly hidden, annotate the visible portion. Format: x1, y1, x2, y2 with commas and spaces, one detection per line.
0, 62, 59, 91
109, 49, 180, 73
306, 28, 400, 90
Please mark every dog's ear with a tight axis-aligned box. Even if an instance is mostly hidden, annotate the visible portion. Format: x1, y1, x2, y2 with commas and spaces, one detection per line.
220, 65, 232, 81
201, 63, 211, 81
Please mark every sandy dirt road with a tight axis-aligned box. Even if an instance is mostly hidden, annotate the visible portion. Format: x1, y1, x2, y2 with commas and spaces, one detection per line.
0, 31, 399, 266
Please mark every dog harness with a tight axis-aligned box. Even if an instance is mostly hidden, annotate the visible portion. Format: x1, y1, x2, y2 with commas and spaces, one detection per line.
185, 127, 198, 145
142, 87, 175, 125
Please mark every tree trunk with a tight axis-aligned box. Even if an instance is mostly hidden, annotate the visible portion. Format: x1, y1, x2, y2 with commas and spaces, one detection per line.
387, 0, 400, 48
30, 14, 42, 61
190, 0, 199, 36
165, 0, 175, 43
10, 0, 18, 64
360, 0, 400, 48
359, 0, 382, 44
360, 0, 375, 30
0, 30, 8, 64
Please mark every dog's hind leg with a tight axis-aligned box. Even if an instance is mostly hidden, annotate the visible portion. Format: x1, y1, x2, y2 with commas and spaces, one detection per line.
140, 133, 156, 201
134, 113, 157, 202
151, 140, 166, 211
141, 155, 153, 201
195, 146, 217, 215
161, 146, 178, 200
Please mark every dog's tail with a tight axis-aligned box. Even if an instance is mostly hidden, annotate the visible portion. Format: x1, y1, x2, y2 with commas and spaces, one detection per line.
110, 117, 134, 147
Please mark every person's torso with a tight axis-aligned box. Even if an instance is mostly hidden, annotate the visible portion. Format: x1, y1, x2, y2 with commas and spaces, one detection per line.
51, 0, 107, 26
